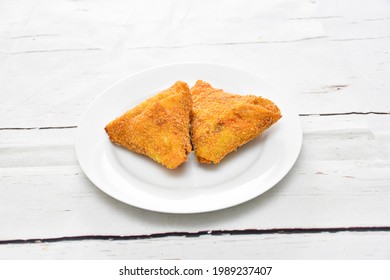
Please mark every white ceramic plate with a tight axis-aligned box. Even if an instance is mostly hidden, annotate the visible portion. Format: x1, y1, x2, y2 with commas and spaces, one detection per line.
76, 63, 302, 213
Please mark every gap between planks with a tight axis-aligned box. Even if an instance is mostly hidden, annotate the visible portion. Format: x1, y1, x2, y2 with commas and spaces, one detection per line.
1, 36, 327, 55
0, 112, 389, 131
0, 126, 77, 131
1, 227, 390, 245
2, 35, 390, 55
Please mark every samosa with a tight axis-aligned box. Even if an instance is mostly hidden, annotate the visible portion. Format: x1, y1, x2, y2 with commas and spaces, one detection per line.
105, 81, 192, 169
190, 80, 281, 164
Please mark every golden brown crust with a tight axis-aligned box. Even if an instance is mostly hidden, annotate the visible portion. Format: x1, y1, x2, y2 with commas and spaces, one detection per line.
105, 81, 192, 169
190, 80, 282, 164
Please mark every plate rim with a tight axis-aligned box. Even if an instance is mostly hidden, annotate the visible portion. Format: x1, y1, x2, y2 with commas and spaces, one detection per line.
75, 62, 303, 214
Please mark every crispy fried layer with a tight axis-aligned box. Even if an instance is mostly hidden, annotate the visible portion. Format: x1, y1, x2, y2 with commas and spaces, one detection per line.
191, 80, 282, 164
105, 81, 192, 169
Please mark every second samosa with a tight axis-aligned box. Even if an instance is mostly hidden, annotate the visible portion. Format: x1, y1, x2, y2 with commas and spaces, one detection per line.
190, 80, 282, 164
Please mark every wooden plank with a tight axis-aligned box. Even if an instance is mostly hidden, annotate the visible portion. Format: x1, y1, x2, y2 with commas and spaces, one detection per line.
0, 231, 389, 259
0, 114, 389, 239
1, 0, 389, 128
0, 0, 389, 260
0, 0, 321, 50
1, 36, 389, 127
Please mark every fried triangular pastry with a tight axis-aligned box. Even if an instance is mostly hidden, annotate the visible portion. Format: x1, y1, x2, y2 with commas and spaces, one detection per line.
105, 81, 192, 169
191, 80, 282, 164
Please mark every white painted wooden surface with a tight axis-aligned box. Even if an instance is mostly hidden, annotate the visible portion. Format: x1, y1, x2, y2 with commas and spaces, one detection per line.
0, 0, 390, 259
2, 232, 390, 260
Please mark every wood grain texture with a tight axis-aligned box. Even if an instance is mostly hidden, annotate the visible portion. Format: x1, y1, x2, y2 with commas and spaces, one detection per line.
0, 115, 389, 240
0, 0, 390, 259
0, 0, 389, 128
1, 231, 389, 259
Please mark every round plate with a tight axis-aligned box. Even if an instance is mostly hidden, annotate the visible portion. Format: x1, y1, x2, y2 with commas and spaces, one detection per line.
76, 63, 302, 213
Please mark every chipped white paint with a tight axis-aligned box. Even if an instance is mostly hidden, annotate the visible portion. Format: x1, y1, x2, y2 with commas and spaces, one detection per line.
0, 0, 390, 259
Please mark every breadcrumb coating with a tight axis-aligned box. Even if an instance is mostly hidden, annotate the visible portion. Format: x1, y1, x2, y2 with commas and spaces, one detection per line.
190, 80, 282, 164
105, 81, 192, 169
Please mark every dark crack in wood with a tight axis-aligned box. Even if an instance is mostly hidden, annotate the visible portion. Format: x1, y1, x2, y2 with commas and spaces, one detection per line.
299, 112, 390, 117
1, 227, 389, 245
1, 112, 389, 131
0, 126, 77, 131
